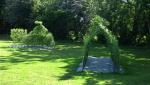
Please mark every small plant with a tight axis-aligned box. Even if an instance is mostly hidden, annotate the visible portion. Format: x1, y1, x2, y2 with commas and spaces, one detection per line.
10, 28, 27, 43
23, 21, 55, 47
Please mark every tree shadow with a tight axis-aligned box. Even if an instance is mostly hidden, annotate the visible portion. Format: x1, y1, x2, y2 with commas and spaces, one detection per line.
1, 41, 150, 85
0, 65, 9, 70
83, 78, 99, 85
57, 45, 150, 85
56, 45, 117, 85
0, 42, 84, 63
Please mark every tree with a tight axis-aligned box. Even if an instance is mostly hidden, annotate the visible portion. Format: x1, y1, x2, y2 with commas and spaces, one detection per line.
0, 0, 5, 33
0, 0, 5, 17
4, 0, 34, 30
97, 0, 150, 45
59, 0, 99, 40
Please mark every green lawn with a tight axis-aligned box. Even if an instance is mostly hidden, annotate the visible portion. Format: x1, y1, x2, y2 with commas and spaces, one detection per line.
0, 39, 150, 85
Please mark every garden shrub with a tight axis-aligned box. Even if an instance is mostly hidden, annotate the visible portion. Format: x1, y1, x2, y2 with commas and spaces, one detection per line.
10, 28, 27, 43
23, 21, 55, 47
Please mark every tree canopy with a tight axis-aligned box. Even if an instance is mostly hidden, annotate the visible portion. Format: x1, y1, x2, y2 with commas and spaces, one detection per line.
0, 0, 150, 45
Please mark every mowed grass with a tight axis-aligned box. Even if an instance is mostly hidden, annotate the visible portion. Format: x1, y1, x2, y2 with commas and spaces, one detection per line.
0, 39, 150, 85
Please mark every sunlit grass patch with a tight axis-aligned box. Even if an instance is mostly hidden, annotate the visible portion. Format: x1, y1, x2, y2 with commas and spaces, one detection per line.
0, 40, 150, 85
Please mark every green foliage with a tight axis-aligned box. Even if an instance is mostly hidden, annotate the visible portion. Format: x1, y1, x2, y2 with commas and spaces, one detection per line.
23, 21, 55, 47
43, 33, 55, 46
1, 0, 150, 45
82, 34, 91, 71
34, 21, 43, 25
83, 15, 120, 71
39, 9, 70, 39
23, 34, 45, 45
97, 0, 150, 45
29, 21, 48, 35
10, 28, 27, 43
0, 0, 5, 17
4, 0, 33, 28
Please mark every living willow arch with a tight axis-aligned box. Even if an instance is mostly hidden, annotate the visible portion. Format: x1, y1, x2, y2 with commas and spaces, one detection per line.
82, 15, 120, 72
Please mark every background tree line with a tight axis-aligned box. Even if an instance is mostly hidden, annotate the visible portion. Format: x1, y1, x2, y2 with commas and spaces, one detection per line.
0, 0, 150, 45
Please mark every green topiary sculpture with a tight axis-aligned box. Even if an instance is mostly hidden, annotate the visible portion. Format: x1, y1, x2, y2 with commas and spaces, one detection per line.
82, 15, 120, 72
23, 21, 55, 47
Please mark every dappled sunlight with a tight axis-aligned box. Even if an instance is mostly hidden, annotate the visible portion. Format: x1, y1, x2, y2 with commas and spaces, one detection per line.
0, 50, 12, 57
135, 58, 150, 61
0, 41, 83, 65
0, 40, 12, 47
56, 44, 82, 51
0, 40, 150, 85
124, 53, 135, 60
0, 40, 12, 43
99, 80, 114, 85
72, 46, 81, 49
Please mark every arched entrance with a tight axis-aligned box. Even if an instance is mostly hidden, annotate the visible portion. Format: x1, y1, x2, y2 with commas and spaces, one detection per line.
82, 15, 120, 72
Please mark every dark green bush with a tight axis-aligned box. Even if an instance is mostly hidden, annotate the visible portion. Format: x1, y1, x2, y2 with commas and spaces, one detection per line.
10, 28, 27, 43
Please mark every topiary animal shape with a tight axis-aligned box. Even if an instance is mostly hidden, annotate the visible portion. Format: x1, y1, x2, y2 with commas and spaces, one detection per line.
23, 21, 55, 47
30, 21, 48, 35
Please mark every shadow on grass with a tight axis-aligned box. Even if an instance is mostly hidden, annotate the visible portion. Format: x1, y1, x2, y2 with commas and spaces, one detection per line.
1, 41, 150, 85
0, 65, 9, 70
57, 45, 150, 85
0, 42, 84, 63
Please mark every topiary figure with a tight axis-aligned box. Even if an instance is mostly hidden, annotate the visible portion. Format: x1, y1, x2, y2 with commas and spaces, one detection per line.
82, 15, 120, 72
30, 21, 48, 35
23, 21, 55, 47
